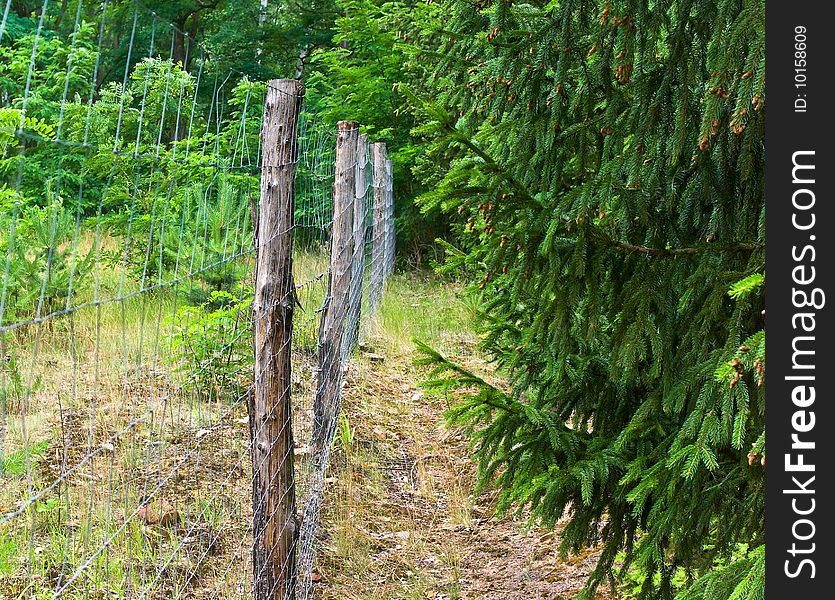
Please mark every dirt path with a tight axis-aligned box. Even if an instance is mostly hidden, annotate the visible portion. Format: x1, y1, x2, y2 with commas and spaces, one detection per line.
315, 316, 613, 600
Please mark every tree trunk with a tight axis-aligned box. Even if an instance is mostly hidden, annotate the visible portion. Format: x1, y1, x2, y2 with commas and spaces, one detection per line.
172, 15, 189, 69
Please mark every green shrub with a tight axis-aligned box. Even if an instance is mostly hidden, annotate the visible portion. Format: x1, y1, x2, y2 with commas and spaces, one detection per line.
167, 288, 253, 403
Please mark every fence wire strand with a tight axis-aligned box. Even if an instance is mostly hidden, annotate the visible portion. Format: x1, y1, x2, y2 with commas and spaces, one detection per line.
1, 2, 395, 599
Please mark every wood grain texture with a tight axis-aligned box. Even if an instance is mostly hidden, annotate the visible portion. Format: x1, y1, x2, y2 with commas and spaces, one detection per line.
312, 121, 358, 455
346, 133, 369, 354
251, 78, 303, 600
368, 142, 388, 317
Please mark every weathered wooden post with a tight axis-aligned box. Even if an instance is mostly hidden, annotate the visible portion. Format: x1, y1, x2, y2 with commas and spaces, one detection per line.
312, 121, 358, 455
345, 133, 369, 354
251, 78, 303, 600
368, 142, 388, 317
384, 158, 395, 277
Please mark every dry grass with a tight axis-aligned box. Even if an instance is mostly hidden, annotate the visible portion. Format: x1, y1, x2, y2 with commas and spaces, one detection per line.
315, 273, 615, 600
0, 285, 256, 599
1, 262, 614, 599
0, 241, 329, 599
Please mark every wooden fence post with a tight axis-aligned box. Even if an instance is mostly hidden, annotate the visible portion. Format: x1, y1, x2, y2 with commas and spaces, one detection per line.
345, 133, 369, 354
384, 158, 395, 276
312, 121, 358, 455
368, 142, 388, 317
251, 78, 303, 600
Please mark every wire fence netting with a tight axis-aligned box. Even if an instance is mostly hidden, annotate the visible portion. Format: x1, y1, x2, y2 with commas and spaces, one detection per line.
0, 1, 394, 598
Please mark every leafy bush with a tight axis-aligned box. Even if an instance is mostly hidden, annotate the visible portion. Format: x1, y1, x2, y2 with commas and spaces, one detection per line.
167, 288, 253, 402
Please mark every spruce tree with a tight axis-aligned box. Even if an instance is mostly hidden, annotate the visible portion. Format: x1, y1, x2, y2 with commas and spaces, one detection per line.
408, 1, 765, 598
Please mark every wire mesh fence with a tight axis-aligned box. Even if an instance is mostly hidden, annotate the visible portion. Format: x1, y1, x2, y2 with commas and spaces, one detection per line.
0, 2, 395, 598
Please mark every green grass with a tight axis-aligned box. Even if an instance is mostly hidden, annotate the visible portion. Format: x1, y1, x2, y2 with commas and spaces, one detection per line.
316, 270, 480, 599
0, 537, 19, 575
0, 244, 342, 598
369, 271, 475, 356
291, 247, 330, 351
1, 440, 48, 476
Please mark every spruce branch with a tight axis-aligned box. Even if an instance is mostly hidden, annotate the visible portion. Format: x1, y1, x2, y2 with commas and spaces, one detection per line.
609, 240, 758, 256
